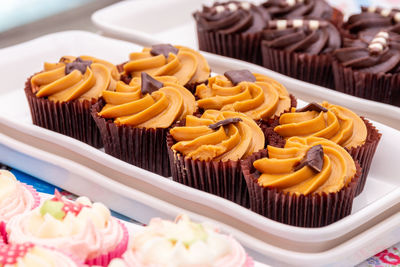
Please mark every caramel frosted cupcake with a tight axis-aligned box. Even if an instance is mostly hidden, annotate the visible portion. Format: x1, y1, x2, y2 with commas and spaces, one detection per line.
342, 6, 400, 38
261, 0, 343, 27
92, 73, 196, 177
196, 70, 296, 121
333, 30, 400, 107
266, 102, 381, 196
242, 136, 361, 227
167, 109, 265, 207
120, 44, 210, 93
193, 1, 270, 65
25, 56, 120, 148
261, 19, 341, 89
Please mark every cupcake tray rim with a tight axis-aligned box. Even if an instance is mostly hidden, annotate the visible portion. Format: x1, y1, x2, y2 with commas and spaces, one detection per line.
91, 0, 400, 131
0, 30, 399, 266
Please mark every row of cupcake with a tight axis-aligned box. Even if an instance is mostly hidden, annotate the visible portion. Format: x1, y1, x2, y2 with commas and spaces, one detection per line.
0, 170, 253, 266
193, 1, 400, 106
24, 43, 381, 227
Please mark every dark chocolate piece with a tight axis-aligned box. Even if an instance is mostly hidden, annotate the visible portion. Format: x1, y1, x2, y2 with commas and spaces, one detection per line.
65, 57, 92, 75
224, 70, 256, 85
294, 145, 324, 173
150, 44, 179, 58
141, 72, 164, 95
208, 117, 242, 130
296, 102, 328, 113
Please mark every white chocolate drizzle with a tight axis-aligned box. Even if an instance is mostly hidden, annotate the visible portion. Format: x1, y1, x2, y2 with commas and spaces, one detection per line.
365, 6, 400, 22
369, 31, 389, 53
286, 0, 304, 7
269, 19, 324, 30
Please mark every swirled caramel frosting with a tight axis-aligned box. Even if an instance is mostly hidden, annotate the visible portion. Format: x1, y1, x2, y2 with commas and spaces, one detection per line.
98, 73, 196, 128
274, 102, 367, 149
31, 56, 120, 102
261, 0, 335, 21
262, 19, 341, 54
196, 70, 292, 120
122, 44, 210, 86
254, 136, 356, 195
344, 6, 400, 36
170, 109, 264, 161
193, 1, 270, 34
334, 30, 400, 74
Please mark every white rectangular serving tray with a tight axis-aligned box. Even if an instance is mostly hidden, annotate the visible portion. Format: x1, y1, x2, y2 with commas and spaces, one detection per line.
92, 0, 400, 130
0, 31, 399, 266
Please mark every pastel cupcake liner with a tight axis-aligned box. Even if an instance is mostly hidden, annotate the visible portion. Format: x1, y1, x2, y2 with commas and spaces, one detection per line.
166, 119, 255, 208
24, 76, 103, 148
196, 27, 264, 65
244, 254, 255, 267
332, 61, 400, 107
261, 43, 335, 89
241, 149, 362, 227
23, 183, 41, 210
91, 99, 171, 177
264, 116, 380, 196
0, 221, 6, 244
85, 220, 129, 266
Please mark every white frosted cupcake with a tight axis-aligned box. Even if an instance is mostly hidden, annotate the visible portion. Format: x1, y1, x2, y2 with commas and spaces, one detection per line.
0, 242, 83, 266
109, 215, 253, 267
6, 191, 128, 266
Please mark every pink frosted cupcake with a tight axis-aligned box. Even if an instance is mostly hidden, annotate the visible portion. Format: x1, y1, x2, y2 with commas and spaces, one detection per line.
0, 170, 40, 243
5, 191, 128, 266
0, 242, 84, 266
109, 215, 253, 267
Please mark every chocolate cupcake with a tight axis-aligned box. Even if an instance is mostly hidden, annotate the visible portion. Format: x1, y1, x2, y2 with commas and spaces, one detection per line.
333, 30, 400, 107
266, 102, 381, 196
261, 19, 341, 89
242, 136, 361, 227
193, 1, 270, 65
120, 44, 210, 93
25, 56, 120, 148
261, 0, 343, 28
92, 73, 196, 177
196, 70, 296, 121
342, 6, 400, 38
167, 109, 265, 207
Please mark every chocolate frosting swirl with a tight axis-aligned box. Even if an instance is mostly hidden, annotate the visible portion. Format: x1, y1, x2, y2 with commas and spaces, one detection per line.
334, 31, 400, 74
262, 19, 341, 54
193, 1, 270, 34
261, 0, 334, 21
344, 6, 400, 36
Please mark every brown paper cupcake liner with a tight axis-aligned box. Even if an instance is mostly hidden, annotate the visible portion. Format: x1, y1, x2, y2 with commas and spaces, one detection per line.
261, 43, 335, 89
91, 100, 171, 177
264, 116, 381, 196
332, 61, 400, 107
166, 119, 255, 207
196, 27, 264, 65
241, 150, 362, 227
24, 77, 103, 148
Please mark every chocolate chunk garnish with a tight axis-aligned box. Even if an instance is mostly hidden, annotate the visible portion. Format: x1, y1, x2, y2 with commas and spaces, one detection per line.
294, 145, 324, 173
141, 72, 164, 95
208, 118, 242, 130
224, 70, 256, 85
150, 44, 179, 58
65, 57, 92, 75
296, 102, 328, 113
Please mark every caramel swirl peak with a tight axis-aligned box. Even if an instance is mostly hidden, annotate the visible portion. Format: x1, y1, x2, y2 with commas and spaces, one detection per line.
65, 57, 92, 75
224, 70, 256, 85
254, 136, 356, 195
296, 102, 328, 113
150, 44, 179, 58
141, 72, 163, 95
208, 117, 242, 130
293, 144, 324, 172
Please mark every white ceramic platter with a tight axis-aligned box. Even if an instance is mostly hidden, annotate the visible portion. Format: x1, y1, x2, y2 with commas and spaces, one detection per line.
0, 31, 399, 266
92, 0, 400, 130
